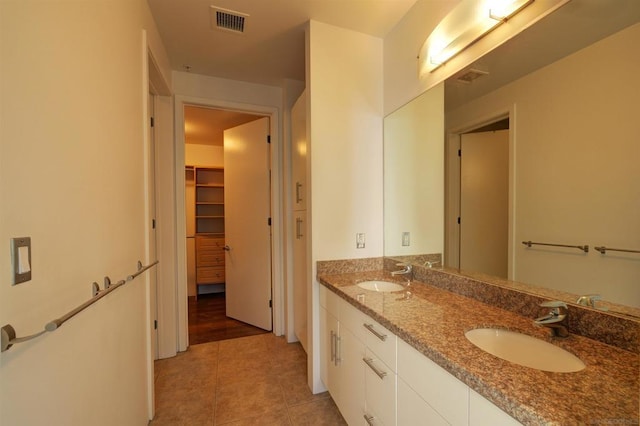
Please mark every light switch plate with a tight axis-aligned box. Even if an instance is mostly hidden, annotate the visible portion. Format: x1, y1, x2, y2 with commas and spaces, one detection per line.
402, 232, 410, 246
11, 237, 31, 285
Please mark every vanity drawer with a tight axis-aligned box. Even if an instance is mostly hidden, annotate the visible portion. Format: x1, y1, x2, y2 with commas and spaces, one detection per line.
319, 285, 340, 318
363, 319, 396, 373
339, 297, 397, 372
364, 349, 396, 426
398, 339, 468, 425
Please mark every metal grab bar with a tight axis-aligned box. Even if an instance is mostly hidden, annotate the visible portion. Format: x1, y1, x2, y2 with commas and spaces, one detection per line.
522, 241, 589, 253
594, 246, 640, 255
1, 260, 158, 352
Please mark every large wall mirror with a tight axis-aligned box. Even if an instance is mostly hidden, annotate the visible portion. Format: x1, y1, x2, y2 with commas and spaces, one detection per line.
384, 0, 640, 315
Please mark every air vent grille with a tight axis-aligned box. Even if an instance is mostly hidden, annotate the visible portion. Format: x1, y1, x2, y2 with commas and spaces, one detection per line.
210, 6, 248, 34
456, 68, 489, 84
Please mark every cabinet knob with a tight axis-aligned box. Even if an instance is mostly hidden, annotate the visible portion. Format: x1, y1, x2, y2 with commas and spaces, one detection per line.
223, 245, 231, 251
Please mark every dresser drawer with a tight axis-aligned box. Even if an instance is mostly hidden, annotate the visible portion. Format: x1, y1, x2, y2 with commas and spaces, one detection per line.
197, 251, 225, 266
196, 236, 225, 250
197, 266, 225, 283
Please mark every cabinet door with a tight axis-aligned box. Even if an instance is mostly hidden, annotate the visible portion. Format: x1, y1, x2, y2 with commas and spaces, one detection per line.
319, 306, 339, 394
292, 210, 307, 351
291, 90, 307, 211
336, 326, 366, 426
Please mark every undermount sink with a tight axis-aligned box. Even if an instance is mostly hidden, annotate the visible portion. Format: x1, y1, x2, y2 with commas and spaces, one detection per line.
356, 280, 405, 292
465, 328, 585, 373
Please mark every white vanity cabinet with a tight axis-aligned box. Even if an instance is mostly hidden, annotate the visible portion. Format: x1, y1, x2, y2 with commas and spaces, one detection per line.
397, 339, 469, 425
319, 286, 397, 425
319, 286, 366, 426
319, 285, 521, 425
396, 339, 522, 426
469, 389, 522, 426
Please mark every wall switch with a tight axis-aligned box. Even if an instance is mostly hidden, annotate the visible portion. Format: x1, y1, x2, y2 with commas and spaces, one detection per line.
356, 233, 365, 249
11, 237, 31, 285
402, 232, 410, 246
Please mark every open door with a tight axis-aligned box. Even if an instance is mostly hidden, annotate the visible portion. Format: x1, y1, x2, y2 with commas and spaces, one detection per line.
223, 117, 272, 331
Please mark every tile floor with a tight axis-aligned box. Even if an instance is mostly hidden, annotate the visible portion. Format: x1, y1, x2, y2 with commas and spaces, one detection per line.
150, 334, 347, 425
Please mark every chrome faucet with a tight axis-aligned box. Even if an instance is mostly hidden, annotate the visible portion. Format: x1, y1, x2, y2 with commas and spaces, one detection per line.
391, 263, 413, 282
576, 294, 606, 310
534, 301, 569, 338
423, 260, 440, 268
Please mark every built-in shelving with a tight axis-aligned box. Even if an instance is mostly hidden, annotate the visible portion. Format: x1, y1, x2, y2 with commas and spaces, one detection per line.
195, 167, 225, 235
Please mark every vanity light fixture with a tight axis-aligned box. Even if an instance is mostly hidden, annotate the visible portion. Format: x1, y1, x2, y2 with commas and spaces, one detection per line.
420, 0, 535, 74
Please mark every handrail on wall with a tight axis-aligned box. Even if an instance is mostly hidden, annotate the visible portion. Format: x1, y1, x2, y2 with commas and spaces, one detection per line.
522, 240, 589, 253
1, 260, 159, 353
594, 246, 640, 255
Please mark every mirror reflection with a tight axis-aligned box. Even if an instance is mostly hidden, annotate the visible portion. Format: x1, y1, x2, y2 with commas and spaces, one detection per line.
383, 0, 640, 313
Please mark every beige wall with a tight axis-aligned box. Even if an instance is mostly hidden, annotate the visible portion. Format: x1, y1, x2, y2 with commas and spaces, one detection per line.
446, 23, 640, 307
384, 84, 445, 257
185, 144, 224, 167
307, 20, 384, 392
383, 0, 569, 115
0, 1, 171, 424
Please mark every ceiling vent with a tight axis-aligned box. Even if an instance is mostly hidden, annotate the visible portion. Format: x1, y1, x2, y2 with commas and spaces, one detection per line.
210, 6, 248, 34
456, 67, 489, 84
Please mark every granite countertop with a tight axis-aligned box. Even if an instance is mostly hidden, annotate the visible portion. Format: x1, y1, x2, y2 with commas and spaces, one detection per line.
318, 270, 639, 425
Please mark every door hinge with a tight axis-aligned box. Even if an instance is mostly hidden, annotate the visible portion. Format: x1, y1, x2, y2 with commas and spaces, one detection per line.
152, 219, 156, 229
458, 149, 461, 157
150, 116, 155, 127
268, 217, 272, 226
457, 217, 461, 224
269, 300, 272, 308
154, 320, 158, 330
267, 135, 271, 144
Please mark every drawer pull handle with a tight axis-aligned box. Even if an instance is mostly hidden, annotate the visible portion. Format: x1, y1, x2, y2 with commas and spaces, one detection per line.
330, 330, 336, 362
296, 217, 304, 239
364, 323, 387, 341
363, 414, 375, 425
296, 181, 303, 203
363, 357, 387, 379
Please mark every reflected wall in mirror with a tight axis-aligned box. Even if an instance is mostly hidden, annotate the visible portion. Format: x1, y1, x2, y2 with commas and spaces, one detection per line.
383, 0, 640, 311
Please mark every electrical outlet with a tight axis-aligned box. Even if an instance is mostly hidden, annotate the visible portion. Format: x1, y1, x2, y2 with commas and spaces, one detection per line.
402, 232, 410, 246
356, 233, 365, 249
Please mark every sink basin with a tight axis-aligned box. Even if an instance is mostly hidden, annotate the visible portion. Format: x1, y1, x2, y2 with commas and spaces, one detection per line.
465, 328, 585, 373
356, 281, 405, 292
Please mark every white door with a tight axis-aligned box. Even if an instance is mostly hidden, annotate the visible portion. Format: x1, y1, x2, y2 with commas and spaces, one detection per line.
224, 117, 272, 330
460, 130, 509, 278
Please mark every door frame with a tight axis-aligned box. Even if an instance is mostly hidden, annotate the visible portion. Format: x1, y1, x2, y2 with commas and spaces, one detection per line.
174, 95, 283, 351
444, 105, 516, 279
143, 31, 173, 421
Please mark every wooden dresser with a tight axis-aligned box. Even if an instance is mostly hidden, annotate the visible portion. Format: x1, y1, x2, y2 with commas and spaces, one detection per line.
195, 235, 226, 291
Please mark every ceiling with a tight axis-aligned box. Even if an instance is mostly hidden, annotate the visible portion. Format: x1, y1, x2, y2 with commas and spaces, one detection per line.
147, 0, 419, 87
184, 106, 260, 146
149, 0, 421, 146
152, 0, 640, 145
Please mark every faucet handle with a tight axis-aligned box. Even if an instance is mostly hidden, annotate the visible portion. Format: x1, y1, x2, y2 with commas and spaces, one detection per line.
540, 300, 567, 309
540, 300, 567, 317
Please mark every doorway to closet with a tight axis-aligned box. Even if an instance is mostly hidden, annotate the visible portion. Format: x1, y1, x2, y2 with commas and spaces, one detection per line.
184, 105, 272, 344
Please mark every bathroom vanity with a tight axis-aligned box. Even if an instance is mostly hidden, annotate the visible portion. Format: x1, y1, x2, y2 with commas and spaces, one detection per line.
317, 260, 639, 425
